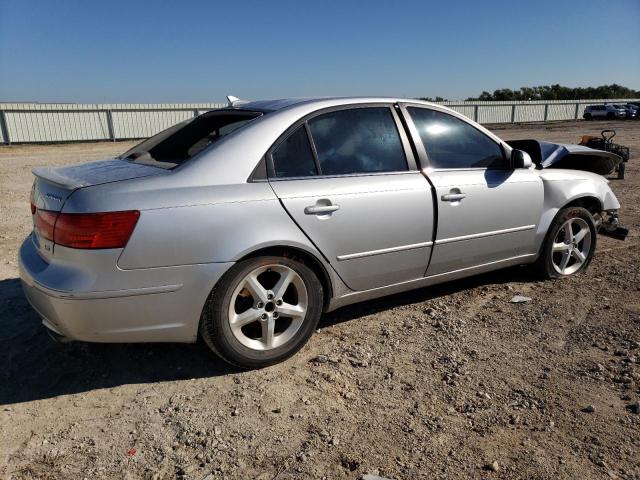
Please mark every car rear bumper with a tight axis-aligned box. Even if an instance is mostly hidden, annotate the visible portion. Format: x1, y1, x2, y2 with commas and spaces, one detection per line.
19, 235, 233, 343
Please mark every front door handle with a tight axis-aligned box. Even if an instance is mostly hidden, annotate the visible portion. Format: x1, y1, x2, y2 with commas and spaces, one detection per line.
441, 193, 466, 201
304, 204, 340, 215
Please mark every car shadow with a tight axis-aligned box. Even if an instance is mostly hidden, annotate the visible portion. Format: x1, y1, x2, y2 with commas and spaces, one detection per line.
0, 278, 239, 405
1, 267, 536, 405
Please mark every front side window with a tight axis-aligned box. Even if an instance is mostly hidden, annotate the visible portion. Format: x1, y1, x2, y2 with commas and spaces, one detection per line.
307, 107, 408, 175
271, 126, 318, 178
408, 107, 508, 169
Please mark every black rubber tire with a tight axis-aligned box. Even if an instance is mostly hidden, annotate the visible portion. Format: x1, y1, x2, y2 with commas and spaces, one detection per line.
617, 162, 626, 179
606, 112, 615, 120
533, 206, 597, 279
583, 113, 591, 120
199, 256, 323, 369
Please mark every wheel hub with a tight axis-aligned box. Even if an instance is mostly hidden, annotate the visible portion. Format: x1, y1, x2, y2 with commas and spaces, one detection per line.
228, 264, 308, 351
551, 218, 592, 276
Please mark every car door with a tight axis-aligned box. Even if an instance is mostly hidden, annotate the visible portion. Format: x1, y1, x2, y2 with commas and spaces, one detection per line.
268, 105, 435, 291
401, 104, 543, 276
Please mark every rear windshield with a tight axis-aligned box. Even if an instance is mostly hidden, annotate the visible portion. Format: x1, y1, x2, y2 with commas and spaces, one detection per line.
120, 109, 263, 168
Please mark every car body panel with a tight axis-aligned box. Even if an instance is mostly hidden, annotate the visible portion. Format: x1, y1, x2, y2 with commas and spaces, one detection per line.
270, 172, 434, 290
426, 168, 543, 275
117, 193, 325, 269
532, 168, 620, 248
19, 234, 232, 342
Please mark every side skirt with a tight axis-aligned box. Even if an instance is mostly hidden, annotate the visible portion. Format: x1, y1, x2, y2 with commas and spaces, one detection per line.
326, 253, 536, 312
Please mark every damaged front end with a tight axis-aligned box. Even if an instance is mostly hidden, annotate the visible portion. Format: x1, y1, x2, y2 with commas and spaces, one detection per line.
595, 210, 629, 241
507, 135, 630, 241
506, 139, 623, 175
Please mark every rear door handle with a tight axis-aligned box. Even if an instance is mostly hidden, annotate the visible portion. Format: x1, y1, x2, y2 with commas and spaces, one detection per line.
441, 193, 466, 201
304, 204, 340, 215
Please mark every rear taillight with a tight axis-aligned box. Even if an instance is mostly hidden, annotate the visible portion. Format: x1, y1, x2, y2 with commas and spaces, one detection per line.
34, 209, 57, 242
32, 208, 140, 249
54, 211, 140, 249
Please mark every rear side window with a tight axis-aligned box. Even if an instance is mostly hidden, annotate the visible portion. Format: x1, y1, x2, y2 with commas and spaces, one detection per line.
121, 110, 262, 169
272, 126, 318, 178
407, 107, 507, 169
308, 107, 408, 175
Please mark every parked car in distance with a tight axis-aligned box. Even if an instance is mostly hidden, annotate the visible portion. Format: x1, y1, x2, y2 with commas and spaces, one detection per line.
583, 104, 627, 120
20, 97, 625, 368
610, 104, 637, 119
624, 103, 639, 119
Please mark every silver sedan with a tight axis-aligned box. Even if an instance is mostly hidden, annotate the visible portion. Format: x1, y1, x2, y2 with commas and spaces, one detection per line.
19, 97, 623, 367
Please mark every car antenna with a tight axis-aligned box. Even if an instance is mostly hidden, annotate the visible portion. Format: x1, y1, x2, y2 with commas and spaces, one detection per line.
226, 95, 248, 107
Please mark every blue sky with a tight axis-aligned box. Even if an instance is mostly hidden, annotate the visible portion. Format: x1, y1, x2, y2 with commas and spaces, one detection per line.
1, 0, 639, 103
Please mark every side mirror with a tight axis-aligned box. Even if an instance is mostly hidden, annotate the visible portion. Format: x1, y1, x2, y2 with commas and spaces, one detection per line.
511, 149, 533, 169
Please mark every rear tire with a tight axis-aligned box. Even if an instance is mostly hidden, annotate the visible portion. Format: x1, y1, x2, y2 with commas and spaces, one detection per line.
583, 113, 592, 120
200, 256, 323, 368
533, 207, 597, 279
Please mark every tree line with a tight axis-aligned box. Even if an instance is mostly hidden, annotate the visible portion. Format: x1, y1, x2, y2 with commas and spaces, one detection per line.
466, 84, 640, 101
419, 84, 640, 102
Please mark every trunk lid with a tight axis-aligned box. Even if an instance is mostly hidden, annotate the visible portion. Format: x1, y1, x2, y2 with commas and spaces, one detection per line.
32, 158, 166, 209
30, 158, 165, 260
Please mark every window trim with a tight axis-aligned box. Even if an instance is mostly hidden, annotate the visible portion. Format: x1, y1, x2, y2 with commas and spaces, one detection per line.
266, 103, 418, 181
397, 103, 511, 171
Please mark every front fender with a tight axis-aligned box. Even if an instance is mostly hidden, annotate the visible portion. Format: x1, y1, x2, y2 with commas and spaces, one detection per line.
534, 169, 620, 251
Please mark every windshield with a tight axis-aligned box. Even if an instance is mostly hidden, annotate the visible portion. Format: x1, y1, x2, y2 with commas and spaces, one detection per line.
120, 109, 263, 169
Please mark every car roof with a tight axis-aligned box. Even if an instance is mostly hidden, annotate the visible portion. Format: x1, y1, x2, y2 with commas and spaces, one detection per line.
234, 96, 440, 112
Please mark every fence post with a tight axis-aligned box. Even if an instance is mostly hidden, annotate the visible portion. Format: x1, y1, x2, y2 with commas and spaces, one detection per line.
574, 103, 580, 120
474, 105, 479, 122
0, 110, 10, 145
510, 104, 516, 123
543, 104, 549, 122
106, 110, 116, 141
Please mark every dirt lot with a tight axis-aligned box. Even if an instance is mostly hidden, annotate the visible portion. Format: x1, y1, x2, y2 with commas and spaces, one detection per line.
1, 121, 639, 480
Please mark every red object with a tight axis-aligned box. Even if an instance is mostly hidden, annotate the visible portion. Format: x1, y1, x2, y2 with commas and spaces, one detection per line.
127, 447, 137, 456
30, 202, 37, 215
34, 209, 57, 242
32, 208, 140, 249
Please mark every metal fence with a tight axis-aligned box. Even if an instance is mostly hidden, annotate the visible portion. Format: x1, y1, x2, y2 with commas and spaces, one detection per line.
1, 99, 638, 144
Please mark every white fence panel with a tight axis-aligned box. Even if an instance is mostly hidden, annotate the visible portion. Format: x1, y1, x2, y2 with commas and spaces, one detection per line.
112, 110, 195, 139
514, 104, 545, 122
1, 99, 638, 144
6, 111, 111, 142
546, 103, 577, 121
445, 104, 475, 119
477, 104, 512, 123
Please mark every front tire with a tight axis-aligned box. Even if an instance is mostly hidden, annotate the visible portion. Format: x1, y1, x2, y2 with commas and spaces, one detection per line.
200, 256, 323, 368
534, 207, 597, 279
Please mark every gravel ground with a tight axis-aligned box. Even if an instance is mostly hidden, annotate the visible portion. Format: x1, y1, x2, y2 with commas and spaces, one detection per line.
1, 120, 639, 480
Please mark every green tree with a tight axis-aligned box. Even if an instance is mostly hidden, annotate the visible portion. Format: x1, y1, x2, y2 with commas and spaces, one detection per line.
464, 84, 640, 101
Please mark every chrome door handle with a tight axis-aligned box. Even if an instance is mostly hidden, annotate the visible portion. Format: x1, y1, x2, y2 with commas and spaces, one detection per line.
441, 193, 466, 201
304, 204, 340, 215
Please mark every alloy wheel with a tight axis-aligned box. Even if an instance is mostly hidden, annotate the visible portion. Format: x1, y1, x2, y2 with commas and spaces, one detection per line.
227, 264, 308, 350
551, 218, 592, 275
